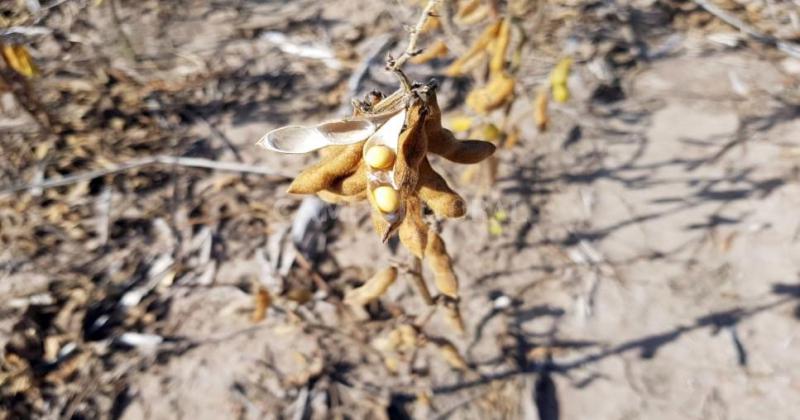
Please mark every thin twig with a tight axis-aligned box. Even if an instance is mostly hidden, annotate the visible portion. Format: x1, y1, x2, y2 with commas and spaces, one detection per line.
0, 156, 292, 197
693, 0, 800, 58
387, 0, 442, 88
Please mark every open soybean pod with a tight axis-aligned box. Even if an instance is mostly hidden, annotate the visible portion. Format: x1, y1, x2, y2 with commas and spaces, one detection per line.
256, 119, 376, 154
363, 109, 408, 240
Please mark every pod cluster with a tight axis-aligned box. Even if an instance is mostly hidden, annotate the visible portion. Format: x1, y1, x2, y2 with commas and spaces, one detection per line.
257, 82, 496, 300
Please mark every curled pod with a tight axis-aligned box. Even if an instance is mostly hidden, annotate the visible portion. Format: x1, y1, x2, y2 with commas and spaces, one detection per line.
425, 230, 459, 298
345, 266, 398, 306
418, 158, 466, 218
428, 129, 496, 164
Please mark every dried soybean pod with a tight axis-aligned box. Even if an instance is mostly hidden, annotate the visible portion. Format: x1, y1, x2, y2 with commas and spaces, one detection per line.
465, 72, 515, 114
287, 143, 364, 194
345, 266, 398, 306
325, 163, 367, 196
445, 20, 502, 76
394, 96, 429, 196
428, 129, 496, 164
399, 196, 429, 258
418, 158, 466, 218
489, 18, 511, 74
430, 337, 468, 371
426, 230, 459, 298
456, 0, 481, 18
410, 40, 448, 65
534, 88, 549, 131
422, 87, 445, 144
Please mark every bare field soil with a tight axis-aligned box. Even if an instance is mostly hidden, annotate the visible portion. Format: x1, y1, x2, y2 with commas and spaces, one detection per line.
2, 1, 799, 419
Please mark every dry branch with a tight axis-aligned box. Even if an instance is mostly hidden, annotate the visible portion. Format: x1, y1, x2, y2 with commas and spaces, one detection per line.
0, 156, 292, 197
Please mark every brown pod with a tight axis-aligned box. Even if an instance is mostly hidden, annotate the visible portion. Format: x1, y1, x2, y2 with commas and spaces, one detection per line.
325, 163, 367, 196
287, 143, 364, 194
423, 88, 443, 141
490, 19, 511, 74
394, 96, 428, 197
345, 266, 398, 306
445, 20, 502, 77
418, 159, 466, 218
398, 196, 429, 259
428, 129, 496, 164
465, 72, 515, 114
425, 230, 459, 298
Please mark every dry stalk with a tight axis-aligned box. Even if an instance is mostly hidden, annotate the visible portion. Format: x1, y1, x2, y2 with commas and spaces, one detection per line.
387, 0, 442, 90
0, 155, 293, 197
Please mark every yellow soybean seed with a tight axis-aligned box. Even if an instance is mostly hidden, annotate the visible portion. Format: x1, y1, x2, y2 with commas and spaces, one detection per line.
365, 145, 395, 169
373, 186, 400, 213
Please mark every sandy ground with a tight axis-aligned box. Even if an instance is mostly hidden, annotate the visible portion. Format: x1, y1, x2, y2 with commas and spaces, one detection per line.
2, 1, 800, 419
117, 51, 800, 419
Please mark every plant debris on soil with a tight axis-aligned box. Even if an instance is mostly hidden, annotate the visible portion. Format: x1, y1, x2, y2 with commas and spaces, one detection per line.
2, 0, 800, 419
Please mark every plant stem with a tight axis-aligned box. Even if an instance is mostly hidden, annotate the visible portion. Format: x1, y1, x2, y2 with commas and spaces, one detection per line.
387, 0, 442, 89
